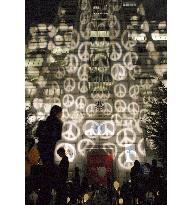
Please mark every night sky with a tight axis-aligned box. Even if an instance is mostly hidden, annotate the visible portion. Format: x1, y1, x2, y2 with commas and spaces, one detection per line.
25, 0, 166, 38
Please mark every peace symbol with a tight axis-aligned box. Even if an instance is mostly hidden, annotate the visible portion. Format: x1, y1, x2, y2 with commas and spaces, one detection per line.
75, 96, 88, 110
80, 11, 91, 25
62, 94, 75, 108
129, 85, 139, 99
103, 103, 113, 115
114, 84, 126, 98
116, 128, 136, 147
77, 139, 95, 156
54, 67, 65, 79
123, 52, 138, 71
62, 121, 80, 141
118, 151, 138, 170
129, 65, 142, 80
137, 138, 146, 157
121, 30, 137, 50
78, 42, 90, 62
33, 98, 43, 111
64, 54, 79, 74
78, 81, 89, 93
86, 104, 96, 117
111, 64, 127, 81
114, 100, 127, 113
83, 120, 97, 137
54, 141, 76, 162
111, 113, 123, 126
78, 64, 89, 81
70, 29, 80, 50
128, 102, 139, 116
103, 142, 118, 159
110, 42, 122, 61
61, 108, 70, 121
70, 110, 84, 123
64, 78, 75, 92
80, 22, 92, 40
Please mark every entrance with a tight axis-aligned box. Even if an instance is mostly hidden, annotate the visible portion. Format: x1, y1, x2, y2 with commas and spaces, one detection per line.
87, 149, 113, 187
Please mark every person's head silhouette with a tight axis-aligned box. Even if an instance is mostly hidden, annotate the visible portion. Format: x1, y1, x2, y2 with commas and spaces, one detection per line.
134, 160, 140, 168
57, 147, 66, 158
50, 105, 62, 119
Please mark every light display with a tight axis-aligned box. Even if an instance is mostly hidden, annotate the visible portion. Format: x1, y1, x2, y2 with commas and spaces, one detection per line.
25, 0, 167, 178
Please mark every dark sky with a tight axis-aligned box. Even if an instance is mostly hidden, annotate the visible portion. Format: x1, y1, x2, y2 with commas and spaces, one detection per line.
25, 0, 166, 38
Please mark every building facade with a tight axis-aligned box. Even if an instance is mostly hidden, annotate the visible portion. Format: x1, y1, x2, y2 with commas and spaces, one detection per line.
25, 0, 167, 183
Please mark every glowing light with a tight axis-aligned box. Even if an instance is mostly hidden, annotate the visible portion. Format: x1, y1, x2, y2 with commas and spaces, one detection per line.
78, 42, 90, 62
114, 84, 126, 98
113, 181, 120, 191
44, 81, 60, 97
62, 121, 80, 141
123, 52, 138, 71
26, 67, 39, 80
111, 64, 127, 81
103, 142, 118, 158
103, 103, 113, 116
77, 139, 95, 156
75, 96, 88, 110
128, 102, 140, 116
36, 76, 47, 88
83, 193, 90, 203
116, 128, 136, 147
64, 54, 79, 74
70, 110, 84, 123
114, 100, 127, 113
129, 85, 139, 99
54, 141, 76, 162
25, 81, 37, 97
146, 41, 155, 52
33, 98, 43, 110
151, 33, 167, 41
78, 63, 89, 81
78, 81, 89, 93
137, 138, 146, 157
64, 78, 76, 92
141, 20, 149, 33
119, 198, 124, 205
62, 94, 75, 108
121, 30, 137, 50
86, 104, 97, 117
111, 113, 123, 126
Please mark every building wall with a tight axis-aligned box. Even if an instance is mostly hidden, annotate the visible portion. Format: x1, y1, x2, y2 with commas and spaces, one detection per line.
25, 0, 167, 183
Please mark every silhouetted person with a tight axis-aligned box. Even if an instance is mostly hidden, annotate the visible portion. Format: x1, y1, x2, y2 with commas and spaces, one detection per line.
130, 160, 145, 205
149, 159, 161, 199
36, 105, 63, 205
55, 147, 69, 205
120, 181, 132, 205
73, 167, 81, 203
80, 176, 89, 197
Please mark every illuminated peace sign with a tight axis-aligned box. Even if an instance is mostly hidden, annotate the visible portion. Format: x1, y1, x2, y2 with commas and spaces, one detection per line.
114, 100, 127, 113
116, 128, 136, 147
80, 11, 91, 25
78, 42, 90, 62
78, 63, 89, 81
78, 81, 89, 93
103, 142, 118, 159
70, 29, 80, 50
64, 54, 79, 74
33, 98, 43, 111
75, 96, 88, 110
70, 110, 84, 123
128, 102, 140, 116
121, 30, 137, 50
111, 113, 123, 126
86, 103, 97, 117
62, 121, 80, 142
129, 85, 140, 99
111, 64, 127, 81
123, 52, 138, 71
62, 94, 75, 108
118, 151, 138, 170
77, 139, 95, 156
137, 138, 146, 157
114, 84, 126, 98
103, 103, 113, 116
80, 22, 92, 40
55, 141, 76, 162
110, 42, 122, 61
129, 66, 142, 80
64, 78, 75, 92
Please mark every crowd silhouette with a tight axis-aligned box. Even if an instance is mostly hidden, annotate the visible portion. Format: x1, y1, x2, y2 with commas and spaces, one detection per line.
26, 105, 166, 205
